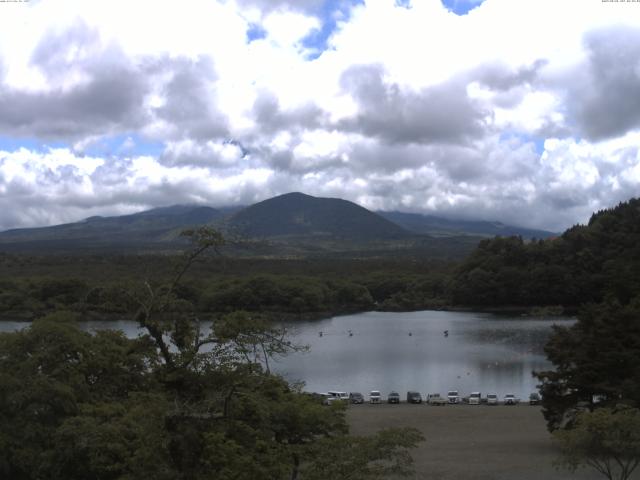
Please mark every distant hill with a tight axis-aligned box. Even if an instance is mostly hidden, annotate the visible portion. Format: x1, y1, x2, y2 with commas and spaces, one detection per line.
378, 211, 556, 239
0, 205, 223, 252
0, 192, 555, 257
227, 192, 410, 240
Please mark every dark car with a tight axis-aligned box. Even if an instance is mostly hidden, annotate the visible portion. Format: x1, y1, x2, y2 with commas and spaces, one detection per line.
529, 392, 541, 405
407, 391, 422, 404
349, 392, 364, 404
387, 391, 400, 404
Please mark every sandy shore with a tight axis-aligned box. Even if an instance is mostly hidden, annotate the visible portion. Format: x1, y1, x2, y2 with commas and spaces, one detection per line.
347, 403, 614, 480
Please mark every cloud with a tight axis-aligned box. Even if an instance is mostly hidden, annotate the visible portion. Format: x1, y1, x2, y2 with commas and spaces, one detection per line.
476, 59, 547, 92
151, 56, 229, 141
0, 22, 148, 139
252, 90, 327, 134
234, 0, 325, 15
0, 147, 273, 230
338, 64, 489, 144
569, 26, 640, 141
159, 139, 244, 167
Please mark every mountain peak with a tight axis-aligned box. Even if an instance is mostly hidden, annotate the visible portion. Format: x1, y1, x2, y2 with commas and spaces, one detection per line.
228, 192, 409, 240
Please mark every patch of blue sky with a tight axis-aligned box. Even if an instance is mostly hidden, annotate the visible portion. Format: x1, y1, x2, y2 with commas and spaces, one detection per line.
441, 0, 486, 15
301, 0, 364, 60
0, 136, 67, 153
247, 23, 267, 42
82, 134, 165, 158
500, 132, 546, 155
394, 0, 411, 8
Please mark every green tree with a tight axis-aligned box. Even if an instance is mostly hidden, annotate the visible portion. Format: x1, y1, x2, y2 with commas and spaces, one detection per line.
535, 298, 640, 431
554, 406, 640, 480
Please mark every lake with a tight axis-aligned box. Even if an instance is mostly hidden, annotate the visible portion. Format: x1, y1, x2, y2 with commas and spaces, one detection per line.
0, 310, 572, 400
275, 310, 571, 400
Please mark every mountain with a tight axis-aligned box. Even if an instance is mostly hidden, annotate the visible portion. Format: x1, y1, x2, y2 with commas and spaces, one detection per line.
227, 192, 410, 240
378, 211, 556, 239
0, 193, 550, 257
0, 205, 223, 252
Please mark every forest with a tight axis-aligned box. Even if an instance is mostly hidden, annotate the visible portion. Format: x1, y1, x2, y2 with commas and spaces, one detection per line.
451, 198, 640, 309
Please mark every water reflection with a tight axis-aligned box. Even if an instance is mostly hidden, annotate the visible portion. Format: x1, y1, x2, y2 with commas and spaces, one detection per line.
274, 310, 573, 400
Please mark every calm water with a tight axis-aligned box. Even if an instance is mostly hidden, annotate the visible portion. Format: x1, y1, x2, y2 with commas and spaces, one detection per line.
0, 310, 572, 400
274, 310, 572, 400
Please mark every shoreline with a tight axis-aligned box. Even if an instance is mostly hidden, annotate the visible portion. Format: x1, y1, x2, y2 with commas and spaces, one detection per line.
0, 305, 576, 323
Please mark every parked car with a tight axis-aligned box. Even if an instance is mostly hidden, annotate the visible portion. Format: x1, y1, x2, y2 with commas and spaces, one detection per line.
319, 393, 337, 405
486, 393, 498, 405
529, 393, 541, 405
427, 393, 447, 406
468, 392, 482, 405
328, 391, 349, 403
387, 391, 400, 404
349, 392, 364, 404
447, 390, 460, 404
504, 394, 518, 405
406, 391, 423, 404
369, 390, 382, 404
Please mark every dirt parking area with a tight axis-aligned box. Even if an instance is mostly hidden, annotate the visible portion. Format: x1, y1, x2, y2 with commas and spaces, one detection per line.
347, 403, 612, 480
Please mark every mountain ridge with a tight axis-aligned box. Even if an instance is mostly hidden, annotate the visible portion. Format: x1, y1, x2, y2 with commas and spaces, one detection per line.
0, 193, 556, 255
378, 210, 556, 239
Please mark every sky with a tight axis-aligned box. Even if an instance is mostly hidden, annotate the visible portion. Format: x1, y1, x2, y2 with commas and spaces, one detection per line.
1, 0, 640, 232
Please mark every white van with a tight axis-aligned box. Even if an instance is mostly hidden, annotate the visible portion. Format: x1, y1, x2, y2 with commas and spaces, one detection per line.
469, 392, 481, 405
328, 391, 349, 402
369, 390, 382, 404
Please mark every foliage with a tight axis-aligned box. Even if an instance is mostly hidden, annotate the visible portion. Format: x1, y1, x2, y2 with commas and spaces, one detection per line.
0, 228, 424, 479
451, 198, 640, 308
0, 312, 159, 480
0, 255, 454, 319
554, 406, 640, 480
535, 298, 640, 431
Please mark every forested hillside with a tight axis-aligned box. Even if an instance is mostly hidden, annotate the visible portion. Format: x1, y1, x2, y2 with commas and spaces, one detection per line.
450, 198, 640, 308
0, 255, 452, 321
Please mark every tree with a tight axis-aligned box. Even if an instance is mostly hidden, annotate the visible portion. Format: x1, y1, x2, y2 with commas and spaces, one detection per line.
535, 298, 640, 431
0, 312, 159, 480
554, 406, 640, 480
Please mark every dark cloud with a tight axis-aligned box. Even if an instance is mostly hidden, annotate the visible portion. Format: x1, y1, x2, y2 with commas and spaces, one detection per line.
338, 64, 488, 145
570, 26, 640, 140
0, 22, 147, 140
0, 22, 228, 143
152, 56, 229, 140
252, 90, 327, 133
158, 140, 243, 167
0, 70, 147, 139
476, 59, 547, 91
253, 142, 345, 174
